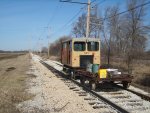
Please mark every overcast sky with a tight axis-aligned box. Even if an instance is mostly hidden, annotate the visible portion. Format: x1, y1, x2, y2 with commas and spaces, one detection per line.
0, 0, 150, 51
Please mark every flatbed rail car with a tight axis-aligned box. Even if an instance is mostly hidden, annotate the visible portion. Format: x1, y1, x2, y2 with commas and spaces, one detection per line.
75, 70, 133, 90
61, 38, 133, 90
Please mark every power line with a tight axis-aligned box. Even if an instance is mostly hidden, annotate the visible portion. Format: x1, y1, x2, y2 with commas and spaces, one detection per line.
91, 0, 97, 4
54, 0, 97, 38
37, 2, 63, 42
91, 0, 150, 27
103, 0, 150, 21
60, 0, 97, 4
51, 0, 150, 37
92, 0, 105, 8
59, 0, 88, 5
51, 7, 84, 36
47, 3, 63, 27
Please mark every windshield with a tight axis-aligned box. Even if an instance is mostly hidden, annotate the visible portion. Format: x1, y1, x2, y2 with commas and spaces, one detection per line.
87, 42, 99, 51
74, 42, 85, 51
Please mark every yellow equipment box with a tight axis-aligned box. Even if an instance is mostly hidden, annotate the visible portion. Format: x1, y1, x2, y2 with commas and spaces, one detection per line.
98, 69, 107, 78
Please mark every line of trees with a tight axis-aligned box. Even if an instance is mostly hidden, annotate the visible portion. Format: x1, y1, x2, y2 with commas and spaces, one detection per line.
47, 0, 149, 73
49, 36, 70, 56
71, 0, 150, 73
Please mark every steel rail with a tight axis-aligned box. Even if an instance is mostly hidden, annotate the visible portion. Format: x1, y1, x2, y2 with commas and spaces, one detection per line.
114, 84, 150, 101
48, 60, 150, 102
40, 60, 130, 113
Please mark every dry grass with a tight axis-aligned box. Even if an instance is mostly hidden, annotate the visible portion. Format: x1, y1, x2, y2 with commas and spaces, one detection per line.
101, 56, 150, 92
0, 54, 33, 113
0, 53, 25, 61
37, 54, 150, 92
36, 53, 60, 61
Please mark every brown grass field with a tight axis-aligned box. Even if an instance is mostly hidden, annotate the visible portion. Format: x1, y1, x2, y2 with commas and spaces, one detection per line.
0, 53, 25, 61
0, 52, 146, 113
0, 53, 33, 113
38, 52, 150, 92
101, 56, 150, 92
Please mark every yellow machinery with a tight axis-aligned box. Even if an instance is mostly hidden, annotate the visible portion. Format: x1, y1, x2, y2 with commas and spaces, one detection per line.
98, 69, 107, 78
61, 38, 100, 69
61, 38, 133, 90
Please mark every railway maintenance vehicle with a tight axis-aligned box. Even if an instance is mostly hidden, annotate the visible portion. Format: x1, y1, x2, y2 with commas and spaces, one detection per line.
61, 38, 133, 90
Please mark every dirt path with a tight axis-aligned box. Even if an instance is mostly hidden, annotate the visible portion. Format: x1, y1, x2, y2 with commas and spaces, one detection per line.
0, 54, 32, 113
18, 54, 100, 113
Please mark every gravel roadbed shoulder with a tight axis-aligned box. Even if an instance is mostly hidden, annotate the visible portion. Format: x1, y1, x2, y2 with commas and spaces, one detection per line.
17, 55, 100, 113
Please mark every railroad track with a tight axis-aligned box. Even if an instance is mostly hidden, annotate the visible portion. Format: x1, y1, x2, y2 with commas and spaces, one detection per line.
114, 84, 150, 101
49, 60, 150, 101
40, 59, 150, 113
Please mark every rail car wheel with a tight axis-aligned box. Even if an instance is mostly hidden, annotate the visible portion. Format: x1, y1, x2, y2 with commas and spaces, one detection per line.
89, 81, 96, 90
80, 77, 85, 85
63, 67, 66, 72
70, 71, 74, 79
122, 81, 130, 89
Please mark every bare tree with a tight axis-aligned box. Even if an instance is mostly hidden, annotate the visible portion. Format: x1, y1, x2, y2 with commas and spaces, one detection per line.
72, 13, 86, 37
100, 0, 149, 72
72, 7, 102, 38
100, 6, 121, 65
49, 36, 70, 56
41, 47, 48, 53
123, 0, 148, 73
71, 0, 149, 73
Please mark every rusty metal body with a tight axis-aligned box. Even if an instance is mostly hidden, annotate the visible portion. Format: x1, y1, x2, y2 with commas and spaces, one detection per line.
75, 69, 133, 83
61, 38, 133, 89
61, 38, 100, 68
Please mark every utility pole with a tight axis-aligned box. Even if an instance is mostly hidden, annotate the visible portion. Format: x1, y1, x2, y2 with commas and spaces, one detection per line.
48, 42, 50, 58
47, 27, 51, 59
86, 0, 91, 38
40, 43, 42, 56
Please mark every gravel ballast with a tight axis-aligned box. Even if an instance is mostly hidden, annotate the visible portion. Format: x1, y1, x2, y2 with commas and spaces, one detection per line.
17, 54, 101, 113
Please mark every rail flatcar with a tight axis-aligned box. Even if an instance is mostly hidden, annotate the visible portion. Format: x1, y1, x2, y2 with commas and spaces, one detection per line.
61, 38, 133, 90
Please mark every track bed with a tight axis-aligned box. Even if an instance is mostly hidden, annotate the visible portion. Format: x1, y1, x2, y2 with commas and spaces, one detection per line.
69, 69, 133, 90
41, 58, 150, 113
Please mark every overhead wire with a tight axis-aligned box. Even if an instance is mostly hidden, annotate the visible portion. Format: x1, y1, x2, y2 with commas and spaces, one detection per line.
36, 1, 64, 48
47, 2, 64, 28
34, 2, 63, 51
90, 0, 150, 30
90, 0, 150, 25
51, 0, 98, 36
48, 0, 150, 40
38, 0, 150, 40
38, 1, 63, 40
100, 0, 150, 54
92, 0, 105, 8
103, 0, 150, 21
35, 0, 96, 50
50, 8, 84, 36
91, 0, 97, 4
60, 0, 97, 4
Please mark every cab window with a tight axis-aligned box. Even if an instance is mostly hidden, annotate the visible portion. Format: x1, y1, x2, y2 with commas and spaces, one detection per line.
88, 42, 99, 51
74, 42, 85, 51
